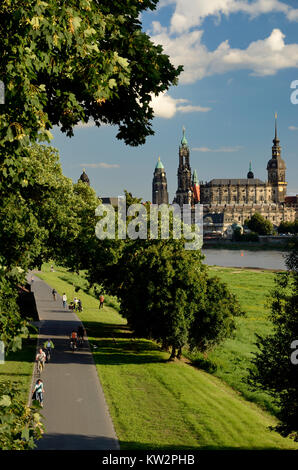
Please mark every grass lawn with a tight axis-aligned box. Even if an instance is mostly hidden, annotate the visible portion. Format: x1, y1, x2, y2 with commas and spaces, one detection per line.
36, 264, 298, 450
188, 266, 279, 415
0, 334, 37, 402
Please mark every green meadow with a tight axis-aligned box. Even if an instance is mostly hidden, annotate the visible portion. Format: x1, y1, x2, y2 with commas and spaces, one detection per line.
186, 266, 279, 415
35, 264, 298, 450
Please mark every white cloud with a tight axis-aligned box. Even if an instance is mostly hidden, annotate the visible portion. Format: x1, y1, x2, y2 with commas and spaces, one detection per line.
158, 0, 298, 34
289, 125, 298, 131
151, 92, 211, 118
80, 163, 120, 168
75, 120, 96, 128
176, 104, 211, 113
192, 146, 243, 152
75, 120, 109, 129
151, 27, 298, 83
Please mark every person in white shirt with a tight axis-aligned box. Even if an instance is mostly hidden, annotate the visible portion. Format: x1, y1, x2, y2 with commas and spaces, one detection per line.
62, 293, 67, 309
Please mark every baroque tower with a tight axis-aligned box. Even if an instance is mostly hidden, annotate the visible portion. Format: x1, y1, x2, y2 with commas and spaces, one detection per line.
152, 157, 169, 204
174, 127, 193, 207
267, 113, 287, 202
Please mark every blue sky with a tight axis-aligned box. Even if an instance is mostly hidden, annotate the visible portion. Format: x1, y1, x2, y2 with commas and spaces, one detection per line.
52, 0, 298, 201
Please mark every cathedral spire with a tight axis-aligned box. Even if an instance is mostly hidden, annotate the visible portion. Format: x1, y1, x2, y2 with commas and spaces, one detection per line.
247, 161, 254, 179
181, 126, 188, 147
273, 112, 280, 145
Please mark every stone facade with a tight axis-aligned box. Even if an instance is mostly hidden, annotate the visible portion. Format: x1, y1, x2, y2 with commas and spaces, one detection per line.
152, 157, 169, 205
170, 119, 296, 234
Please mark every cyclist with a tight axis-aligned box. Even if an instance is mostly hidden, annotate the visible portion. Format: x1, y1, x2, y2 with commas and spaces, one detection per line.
70, 330, 78, 350
35, 348, 46, 373
32, 379, 45, 407
43, 339, 54, 362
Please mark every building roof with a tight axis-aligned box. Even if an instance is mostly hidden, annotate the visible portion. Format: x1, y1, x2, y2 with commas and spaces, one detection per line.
79, 169, 90, 185
181, 126, 188, 146
207, 178, 266, 186
155, 157, 164, 169
100, 197, 119, 207
192, 169, 199, 184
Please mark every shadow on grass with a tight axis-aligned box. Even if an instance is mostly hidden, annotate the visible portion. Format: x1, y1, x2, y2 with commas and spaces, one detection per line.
33, 433, 296, 451
84, 321, 168, 366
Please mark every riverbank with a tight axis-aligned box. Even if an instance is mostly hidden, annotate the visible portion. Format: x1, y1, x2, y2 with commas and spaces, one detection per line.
203, 241, 289, 251
35, 265, 298, 450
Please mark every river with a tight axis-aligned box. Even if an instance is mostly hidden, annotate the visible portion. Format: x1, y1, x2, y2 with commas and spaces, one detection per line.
201, 249, 287, 270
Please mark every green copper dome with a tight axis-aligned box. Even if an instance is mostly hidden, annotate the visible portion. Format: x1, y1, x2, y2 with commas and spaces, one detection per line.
193, 169, 199, 184
155, 156, 164, 169
181, 126, 188, 146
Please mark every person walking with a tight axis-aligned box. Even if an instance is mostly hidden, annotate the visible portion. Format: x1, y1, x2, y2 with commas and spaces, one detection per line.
52, 288, 57, 301
62, 293, 67, 309
35, 348, 46, 373
73, 297, 79, 311
99, 294, 105, 309
32, 379, 45, 407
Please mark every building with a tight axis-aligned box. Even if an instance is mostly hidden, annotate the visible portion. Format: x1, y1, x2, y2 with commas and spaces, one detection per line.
152, 157, 169, 205
154, 118, 296, 235
78, 168, 90, 186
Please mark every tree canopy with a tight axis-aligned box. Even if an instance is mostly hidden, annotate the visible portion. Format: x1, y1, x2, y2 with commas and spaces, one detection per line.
0, 0, 182, 160
248, 237, 298, 440
244, 212, 273, 235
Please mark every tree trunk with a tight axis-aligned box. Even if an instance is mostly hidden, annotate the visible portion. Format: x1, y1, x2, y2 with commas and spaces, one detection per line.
169, 346, 176, 360
177, 346, 182, 359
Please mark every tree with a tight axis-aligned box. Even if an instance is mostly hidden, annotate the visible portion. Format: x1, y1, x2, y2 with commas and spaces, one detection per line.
0, 381, 44, 450
248, 237, 298, 440
245, 212, 273, 235
0, 0, 182, 161
103, 236, 242, 360
278, 220, 298, 234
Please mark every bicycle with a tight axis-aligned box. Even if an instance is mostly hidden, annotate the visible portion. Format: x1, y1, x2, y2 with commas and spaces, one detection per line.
70, 339, 77, 352
45, 347, 51, 363
36, 359, 44, 376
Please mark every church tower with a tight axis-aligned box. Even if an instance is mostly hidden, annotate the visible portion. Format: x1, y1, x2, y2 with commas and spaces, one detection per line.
247, 161, 254, 179
174, 127, 193, 207
267, 113, 287, 202
192, 169, 200, 204
152, 157, 169, 205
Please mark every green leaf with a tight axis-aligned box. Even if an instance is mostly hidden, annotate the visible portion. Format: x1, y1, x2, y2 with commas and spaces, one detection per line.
0, 395, 12, 407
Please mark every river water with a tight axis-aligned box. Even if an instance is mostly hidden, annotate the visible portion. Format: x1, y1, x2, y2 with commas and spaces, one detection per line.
201, 249, 287, 270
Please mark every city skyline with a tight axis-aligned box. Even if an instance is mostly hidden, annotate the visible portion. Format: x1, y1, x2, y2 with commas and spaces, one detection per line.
51, 1, 298, 201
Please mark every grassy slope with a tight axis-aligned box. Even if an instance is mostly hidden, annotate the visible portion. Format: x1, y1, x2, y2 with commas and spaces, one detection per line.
201, 267, 277, 414
0, 336, 37, 402
36, 265, 298, 450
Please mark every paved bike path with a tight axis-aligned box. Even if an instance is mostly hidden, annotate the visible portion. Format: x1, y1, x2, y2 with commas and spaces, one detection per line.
30, 274, 119, 450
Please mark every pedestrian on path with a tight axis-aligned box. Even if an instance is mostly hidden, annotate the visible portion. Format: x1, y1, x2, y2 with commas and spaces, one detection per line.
99, 294, 104, 309
52, 288, 57, 301
62, 293, 67, 309
73, 297, 79, 311
32, 379, 45, 407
